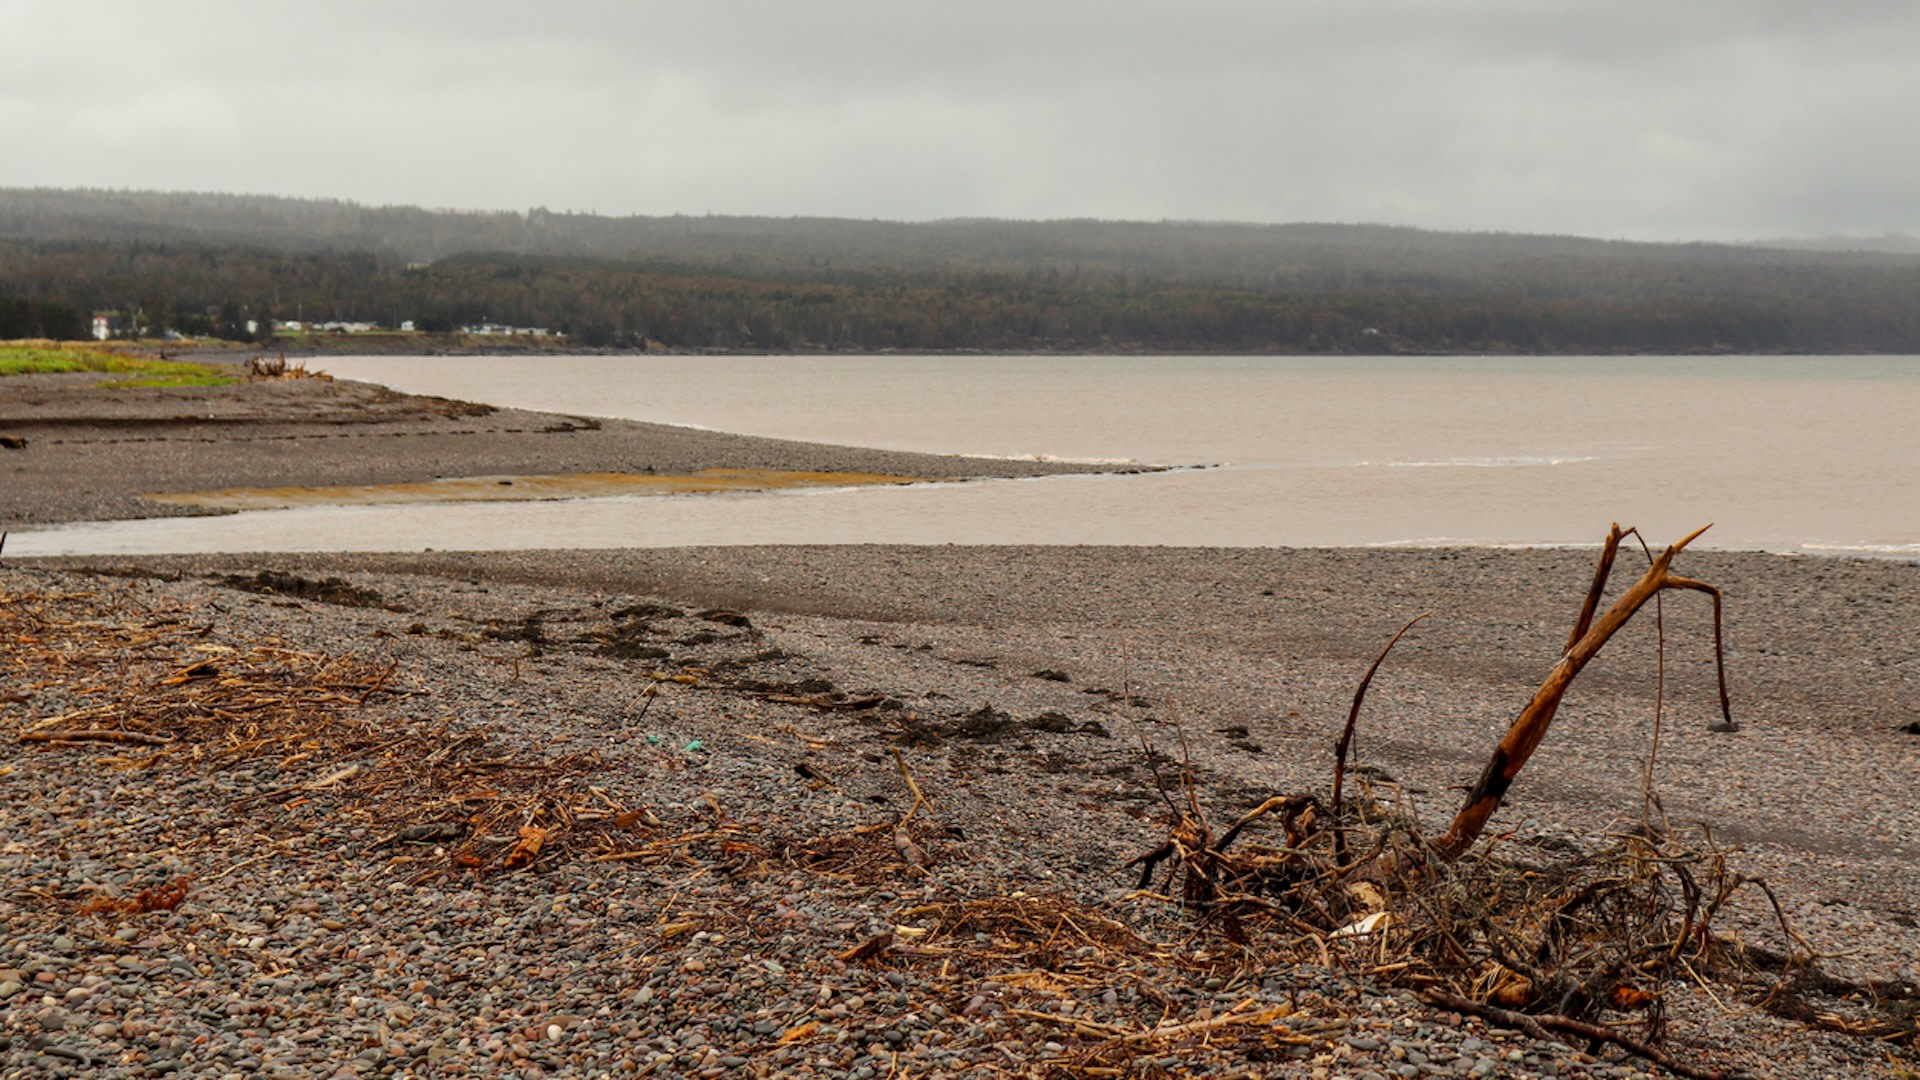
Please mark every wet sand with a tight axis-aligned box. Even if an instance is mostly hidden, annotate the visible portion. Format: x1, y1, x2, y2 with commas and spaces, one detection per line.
0, 367, 1123, 527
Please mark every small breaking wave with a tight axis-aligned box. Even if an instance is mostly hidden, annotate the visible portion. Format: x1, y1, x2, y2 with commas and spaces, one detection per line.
1793, 542, 1920, 559
1361, 537, 1597, 550
1362, 454, 1602, 469
957, 452, 1146, 465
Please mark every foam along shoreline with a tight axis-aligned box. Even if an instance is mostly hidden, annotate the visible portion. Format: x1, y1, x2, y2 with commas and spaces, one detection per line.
1371, 454, 1604, 468
140, 467, 944, 513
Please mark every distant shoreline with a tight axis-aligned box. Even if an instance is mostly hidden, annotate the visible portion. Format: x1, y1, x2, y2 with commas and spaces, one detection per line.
178, 337, 1916, 359
0, 367, 1128, 529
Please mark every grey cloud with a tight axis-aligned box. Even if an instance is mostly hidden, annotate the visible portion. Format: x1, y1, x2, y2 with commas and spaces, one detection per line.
2, 1, 1916, 239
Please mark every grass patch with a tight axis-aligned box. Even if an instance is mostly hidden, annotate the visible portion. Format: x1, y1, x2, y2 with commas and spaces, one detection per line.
0, 341, 236, 388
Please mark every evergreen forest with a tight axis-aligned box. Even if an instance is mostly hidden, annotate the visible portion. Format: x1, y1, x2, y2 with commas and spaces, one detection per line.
4, 187, 1919, 354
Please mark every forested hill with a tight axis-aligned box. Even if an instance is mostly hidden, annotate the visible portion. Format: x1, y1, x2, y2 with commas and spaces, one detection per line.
5, 186, 1920, 353
7, 186, 1919, 290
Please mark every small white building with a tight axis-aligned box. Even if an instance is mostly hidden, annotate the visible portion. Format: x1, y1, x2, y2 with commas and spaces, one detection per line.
464, 323, 555, 337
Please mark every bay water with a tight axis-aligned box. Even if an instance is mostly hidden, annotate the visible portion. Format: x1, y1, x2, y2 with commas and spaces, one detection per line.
17, 354, 1920, 556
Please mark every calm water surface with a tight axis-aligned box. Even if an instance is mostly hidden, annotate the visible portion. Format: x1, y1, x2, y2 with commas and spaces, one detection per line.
18, 354, 1920, 555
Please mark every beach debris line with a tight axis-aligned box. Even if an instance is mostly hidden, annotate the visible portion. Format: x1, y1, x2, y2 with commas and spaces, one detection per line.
8, 567, 942, 895
1121, 523, 1919, 1074
775, 745, 951, 887
0, 581, 662, 883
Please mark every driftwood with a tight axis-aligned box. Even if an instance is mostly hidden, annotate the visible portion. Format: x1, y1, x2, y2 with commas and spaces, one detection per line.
1420, 990, 1738, 1080
891, 747, 932, 876
19, 728, 175, 747
1433, 524, 1731, 860
1121, 524, 1776, 1077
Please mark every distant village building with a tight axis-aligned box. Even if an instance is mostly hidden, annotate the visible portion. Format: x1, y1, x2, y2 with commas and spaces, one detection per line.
463, 323, 555, 337
90, 312, 129, 340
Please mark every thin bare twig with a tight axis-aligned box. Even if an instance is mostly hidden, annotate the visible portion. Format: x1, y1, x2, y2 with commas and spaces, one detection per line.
1331, 611, 1430, 865
1420, 990, 1739, 1080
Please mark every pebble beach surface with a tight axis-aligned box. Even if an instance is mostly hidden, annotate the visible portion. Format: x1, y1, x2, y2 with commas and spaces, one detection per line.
4, 544, 1918, 1079
3, 370, 1918, 1078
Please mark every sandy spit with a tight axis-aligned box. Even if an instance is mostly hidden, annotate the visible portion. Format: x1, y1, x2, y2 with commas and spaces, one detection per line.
0, 371, 1125, 528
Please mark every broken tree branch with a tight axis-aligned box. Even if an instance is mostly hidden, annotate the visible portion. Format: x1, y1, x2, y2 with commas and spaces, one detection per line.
1565, 523, 1629, 655
1435, 524, 1728, 861
1419, 990, 1737, 1080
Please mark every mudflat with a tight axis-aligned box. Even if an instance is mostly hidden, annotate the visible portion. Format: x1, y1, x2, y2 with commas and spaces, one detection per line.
0, 365, 1119, 527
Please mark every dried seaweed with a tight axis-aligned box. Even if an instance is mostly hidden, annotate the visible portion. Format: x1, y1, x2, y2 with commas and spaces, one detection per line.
3, 582, 629, 882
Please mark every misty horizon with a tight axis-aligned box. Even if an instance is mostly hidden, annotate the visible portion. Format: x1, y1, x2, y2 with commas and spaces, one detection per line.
6, 3, 1918, 244
9, 183, 1920, 254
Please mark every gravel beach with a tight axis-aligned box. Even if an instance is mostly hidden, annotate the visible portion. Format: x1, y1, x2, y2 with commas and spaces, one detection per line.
2, 371, 1918, 1078
5, 546, 1918, 1079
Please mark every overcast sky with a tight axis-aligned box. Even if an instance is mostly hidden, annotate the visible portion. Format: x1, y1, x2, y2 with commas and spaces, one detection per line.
4, 1, 1916, 241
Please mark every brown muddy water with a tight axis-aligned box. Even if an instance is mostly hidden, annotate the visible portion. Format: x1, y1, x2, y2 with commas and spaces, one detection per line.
14, 354, 1920, 556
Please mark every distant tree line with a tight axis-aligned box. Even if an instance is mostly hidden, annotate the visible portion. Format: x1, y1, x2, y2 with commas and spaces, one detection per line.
7, 186, 1920, 288
5, 187, 1920, 353
6, 239, 1920, 354
0, 291, 88, 340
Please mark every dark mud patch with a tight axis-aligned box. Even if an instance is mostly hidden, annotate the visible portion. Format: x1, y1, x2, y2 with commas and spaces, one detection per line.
894, 704, 1112, 746
590, 621, 672, 660
215, 570, 394, 609
611, 602, 685, 622
586, 602, 693, 660
480, 614, 553, 648
729, 676, 839, 696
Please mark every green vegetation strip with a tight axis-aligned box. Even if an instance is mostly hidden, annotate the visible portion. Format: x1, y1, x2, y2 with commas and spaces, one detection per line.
0, 342, 235, 387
